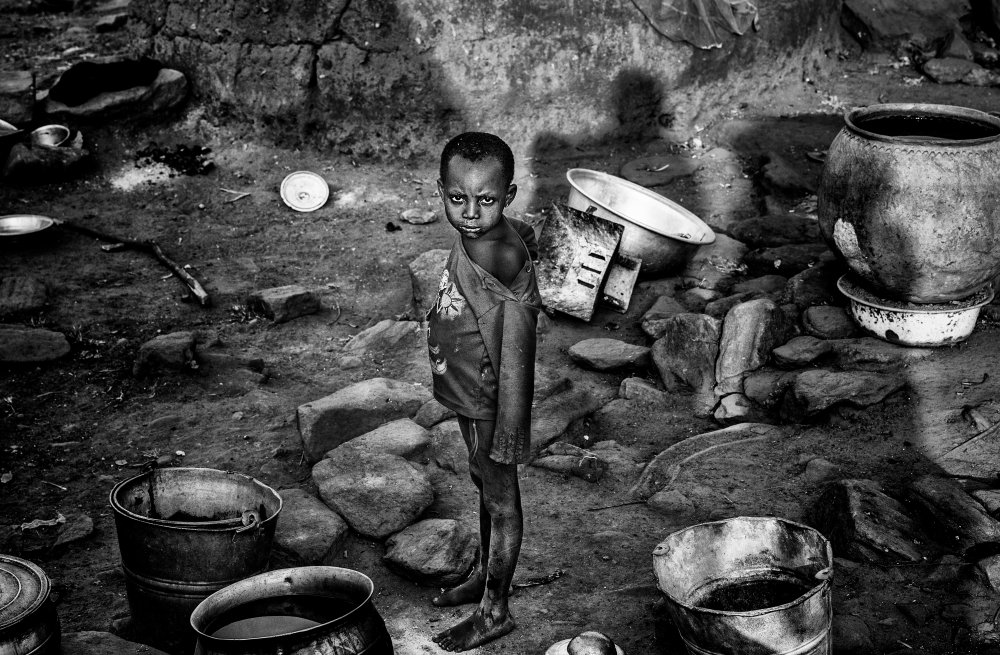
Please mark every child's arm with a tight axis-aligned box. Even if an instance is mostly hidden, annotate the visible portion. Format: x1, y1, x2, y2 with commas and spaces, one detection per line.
489, 300, 538, 464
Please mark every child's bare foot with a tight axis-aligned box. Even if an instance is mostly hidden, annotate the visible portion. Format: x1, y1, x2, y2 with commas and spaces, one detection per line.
432, 571, 486, 607
432, 607, 515, 652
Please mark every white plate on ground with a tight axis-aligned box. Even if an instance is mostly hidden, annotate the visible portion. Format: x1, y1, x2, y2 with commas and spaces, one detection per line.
280, 171, 329, 212
0, 215, 54, 236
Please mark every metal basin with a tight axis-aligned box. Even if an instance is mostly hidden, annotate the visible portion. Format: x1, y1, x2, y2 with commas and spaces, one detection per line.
566, 168, 715, 276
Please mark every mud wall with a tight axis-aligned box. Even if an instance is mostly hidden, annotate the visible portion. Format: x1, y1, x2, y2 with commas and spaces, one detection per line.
129, 0, 843, 157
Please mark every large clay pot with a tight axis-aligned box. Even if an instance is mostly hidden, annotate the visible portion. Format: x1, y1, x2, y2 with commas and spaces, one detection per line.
818, 103, 1000, 302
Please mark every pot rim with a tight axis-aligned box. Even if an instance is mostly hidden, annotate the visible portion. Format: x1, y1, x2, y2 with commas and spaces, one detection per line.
0, 555, 51, 630
565, 168, 715, 245
108, 466, 282, 530
652, 515, 833, 618
836, 275, 995, 314
844, 103, 1000, 146
189, 566, 377, 643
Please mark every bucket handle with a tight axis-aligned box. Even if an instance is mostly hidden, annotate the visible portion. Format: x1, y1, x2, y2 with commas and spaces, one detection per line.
233, 509, 261, 541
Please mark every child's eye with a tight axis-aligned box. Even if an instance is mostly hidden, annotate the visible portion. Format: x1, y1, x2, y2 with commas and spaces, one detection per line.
479, 197, 496, 206
449, 195, 465, 204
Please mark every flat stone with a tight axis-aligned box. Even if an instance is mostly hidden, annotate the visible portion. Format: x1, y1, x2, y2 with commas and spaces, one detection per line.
810, 479, 935, 565
640, 295, 687, 338
801, 457, 841, 484
713, 393, 759, 425
781, 368, 906, 419
427, 419, 468, 476
744, 244, 831, 277
733, 274, 787, 295
313, 448, 433, 539
247, 284, 320, 323
62, 631, 171, 655
3, 142, 92, 184
923, 57, 1000, 85
132, 331, 196, 376
0, 70, 34, 125
399, 207, 438, 224
297, 377, 432, 461
704, 291, 767, 319
681, 233, 748, 292
413, 398, 456, 428
274, 488, 350, 563
568, 338, 650, 371
729, 214, 821, 247
408, 249, 449, 318
651, 313, 721, 405
53, 513, 94, 548
679, 286, 724, 313
647, 489, 696, 516
530, 381, 616, 457
328, 418, 431, 461
827, 337, 935, 369
95, 12, 128, 32
761, 155, 816, 196
781, 263, 841, 309
0, 275, 48, 316
773, 335, 833, 367
43, 65, 188, 120
0, 326, 70, 363
743, 368, 798, 409
343, 319, 422, 354
383, 518, 477, 586
802, 305, 857, 339
715, 298, 789, 396
618, 377, 667, 403
908, 475, 1000, 551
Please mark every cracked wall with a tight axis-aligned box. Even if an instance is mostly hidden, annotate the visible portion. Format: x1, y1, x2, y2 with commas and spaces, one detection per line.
129, 0, 843, 157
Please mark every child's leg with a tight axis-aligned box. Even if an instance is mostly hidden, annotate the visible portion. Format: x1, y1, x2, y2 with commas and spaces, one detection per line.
434, 418, 521, 651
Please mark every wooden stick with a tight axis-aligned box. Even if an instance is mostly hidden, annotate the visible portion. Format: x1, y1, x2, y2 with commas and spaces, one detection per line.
940, 421, 1000, 460
52, 217, 210, 306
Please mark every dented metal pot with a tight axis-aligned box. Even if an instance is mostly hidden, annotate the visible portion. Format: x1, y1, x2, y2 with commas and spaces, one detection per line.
818, 103, 1000, 303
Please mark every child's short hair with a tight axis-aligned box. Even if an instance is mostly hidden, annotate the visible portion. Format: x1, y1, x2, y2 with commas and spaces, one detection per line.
440, 132, 515, 186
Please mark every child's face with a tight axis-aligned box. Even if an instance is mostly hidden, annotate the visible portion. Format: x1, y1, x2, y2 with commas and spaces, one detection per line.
438, 155, 516, 241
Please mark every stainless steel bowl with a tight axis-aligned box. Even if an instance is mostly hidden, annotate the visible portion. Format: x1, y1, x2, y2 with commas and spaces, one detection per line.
30, 125, 70, 148
0, 215, 54, 237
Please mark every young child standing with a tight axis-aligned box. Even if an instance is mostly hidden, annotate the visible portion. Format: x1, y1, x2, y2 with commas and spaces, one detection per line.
426, 132, 541, 651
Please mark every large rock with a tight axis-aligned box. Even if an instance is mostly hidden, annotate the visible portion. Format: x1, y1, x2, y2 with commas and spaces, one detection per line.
568, 338, 650, 371
651, 313, 721, 399
781, 368, 906, 419
826, 337, 935, 369
743, 368, 798, 409
413, 398, 456, 428
0, 326, 70, 363
781, 263, 841, 309
802, 305, 856, 339
343, 319, 422, 354
274, 488, 350, 563
132, 331, 196, 376
42, 64, 188, 120
0, 275, 48, 316
383, 518, 477, 586
682, 233, 748, 292
841, 0, 967, 52
247, 284, 320, 322
733, 275, 787, 296
640, 295, 687, 338
328, 418, 431, 461
0, 70, 34, 125
298, 377, 432, 461
908, 475, 1000, 552
922, 57, 1000, 85
714, 299, 789, 396
730, 214, 821, 248
530, 381, 616, 457
408, 249, 449, 318
312, 449, 434, 539
810, 479, 937, 565
772, 335, 833, 367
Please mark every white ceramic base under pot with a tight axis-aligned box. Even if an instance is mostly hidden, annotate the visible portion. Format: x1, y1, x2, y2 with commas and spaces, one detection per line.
565, 168, 714, 276
837, 275, 994, 347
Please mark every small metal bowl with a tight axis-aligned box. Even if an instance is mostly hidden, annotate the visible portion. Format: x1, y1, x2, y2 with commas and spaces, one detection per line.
0, 215, 55, 237
31, 124, 70, 148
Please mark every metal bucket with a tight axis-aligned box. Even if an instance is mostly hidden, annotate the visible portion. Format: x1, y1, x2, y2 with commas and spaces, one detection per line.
109, 467, 283, 654
190, 566, 394, 655
0, 556, 60, 655
653, 516, 833, 655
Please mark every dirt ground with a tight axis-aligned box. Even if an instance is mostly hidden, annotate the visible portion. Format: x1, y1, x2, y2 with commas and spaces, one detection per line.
7, 6, 1000, 655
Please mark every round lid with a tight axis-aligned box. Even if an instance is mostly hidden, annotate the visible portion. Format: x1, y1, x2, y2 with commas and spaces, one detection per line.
0, 555, 51, 630
280, 171, 329, 212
